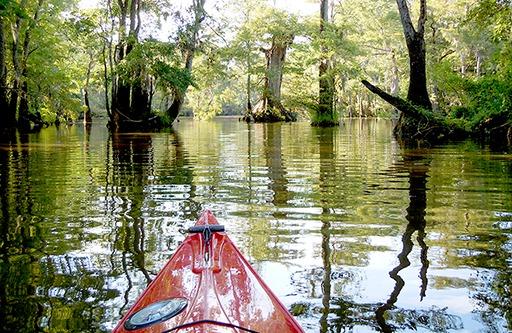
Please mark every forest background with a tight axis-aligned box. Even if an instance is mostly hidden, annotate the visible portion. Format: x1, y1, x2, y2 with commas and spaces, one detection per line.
0, 0, 510, 144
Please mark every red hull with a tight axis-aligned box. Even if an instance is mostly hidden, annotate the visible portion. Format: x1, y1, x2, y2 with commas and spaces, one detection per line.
113, 210, 304, 333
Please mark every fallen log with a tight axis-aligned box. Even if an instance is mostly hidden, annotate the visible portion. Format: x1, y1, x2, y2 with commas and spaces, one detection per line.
361, 79, 468, 141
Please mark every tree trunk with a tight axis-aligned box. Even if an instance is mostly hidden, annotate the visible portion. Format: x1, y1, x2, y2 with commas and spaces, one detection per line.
166, 0, 206, 124
83, 54, 94, 124
109, 0, 156, 130
396, 0, 432, 110
0, 16, 13, 127
110, 0, 137, 130
361, 79, 466, 140
390, 50, 399, 96
9, 1, 25, 122
11, 0, 44, 130
18, 77, 30, 130
130, 75, 151, 119
18, 0, 44, 130
246, 49, 252, 113
241, 6, 254, 122
166, 93, 183, 124
166, 50, 193, 123
251, 34, 295, 122
363, 0, 436, 140
84, 89, 92, 124
314, 0, 337, 127
475, 51, 482, 77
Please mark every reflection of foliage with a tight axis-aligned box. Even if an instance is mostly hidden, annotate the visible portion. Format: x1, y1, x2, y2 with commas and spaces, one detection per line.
473, 270, 512, 330
0, 253, 117, 332
290, 295, 464, 333
290, 266, 354, 299
376, 306, 463, 333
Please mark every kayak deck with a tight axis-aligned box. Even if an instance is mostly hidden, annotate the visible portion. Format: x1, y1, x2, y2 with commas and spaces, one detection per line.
113, 210, 304, 333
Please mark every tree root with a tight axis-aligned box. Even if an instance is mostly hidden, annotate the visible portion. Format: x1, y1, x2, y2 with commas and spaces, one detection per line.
250, 99, 296, 123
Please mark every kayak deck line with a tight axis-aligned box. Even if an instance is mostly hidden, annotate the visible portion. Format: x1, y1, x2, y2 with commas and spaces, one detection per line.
160, 319, 259, 333
113, 210, 305, 333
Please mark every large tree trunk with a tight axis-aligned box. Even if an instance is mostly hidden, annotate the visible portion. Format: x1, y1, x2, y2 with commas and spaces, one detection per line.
362, 0, 437, 140
251, 34, 295, 122
314, 0, 337, 127
110, 0, 148, 131
361, 80, 466, 140
130, 73, 151, 118
397, 0, 432, 110
395, 0, 433, 138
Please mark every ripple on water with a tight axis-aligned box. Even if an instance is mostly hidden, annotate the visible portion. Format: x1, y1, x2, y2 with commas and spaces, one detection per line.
0, 120, 511, 332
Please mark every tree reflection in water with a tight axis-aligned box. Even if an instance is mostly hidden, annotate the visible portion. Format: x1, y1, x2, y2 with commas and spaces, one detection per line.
0, 131, 45, 332
0, 130, 110, 332
108, 130, 198, 318
109, 133, 154, 314
375, 153, 463, 333
264, 123, 290, 213
317, 128, 335, 333
376, 153, 430, 332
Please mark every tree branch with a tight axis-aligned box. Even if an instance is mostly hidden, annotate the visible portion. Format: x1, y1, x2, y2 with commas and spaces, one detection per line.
417, 0, 427, 37
396, 0, 416, 42
361, 79, 425, 119
439, 49, 455, 61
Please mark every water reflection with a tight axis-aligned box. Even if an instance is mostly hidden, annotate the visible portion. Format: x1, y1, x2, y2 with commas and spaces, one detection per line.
0, 131, 109, 332
107, 130, 200, 317
264, 124, 290, 212
0, 131, 44, 332
376, 153, 431, 332
316, 128, 335, 333
110, 133, 154, 312
0, 120, 511, 332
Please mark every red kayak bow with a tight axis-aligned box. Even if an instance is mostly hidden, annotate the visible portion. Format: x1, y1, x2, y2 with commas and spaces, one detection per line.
113, 210, 305, 333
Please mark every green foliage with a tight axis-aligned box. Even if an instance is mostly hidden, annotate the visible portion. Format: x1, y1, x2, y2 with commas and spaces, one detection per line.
468, 0, 512, 42
459, 75, 512, 130
424, 0, 512, 135
116, 40, 193, 94
0, 0, 28, 19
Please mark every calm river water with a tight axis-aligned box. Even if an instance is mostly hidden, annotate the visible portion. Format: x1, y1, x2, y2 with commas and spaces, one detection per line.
0, 119, 510, 333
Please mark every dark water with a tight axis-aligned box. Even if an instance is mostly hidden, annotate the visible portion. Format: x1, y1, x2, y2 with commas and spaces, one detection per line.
0, 119, 510, 333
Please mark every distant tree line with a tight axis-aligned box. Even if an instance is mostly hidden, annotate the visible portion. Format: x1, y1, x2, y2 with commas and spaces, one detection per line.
0, 0, 510, 143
